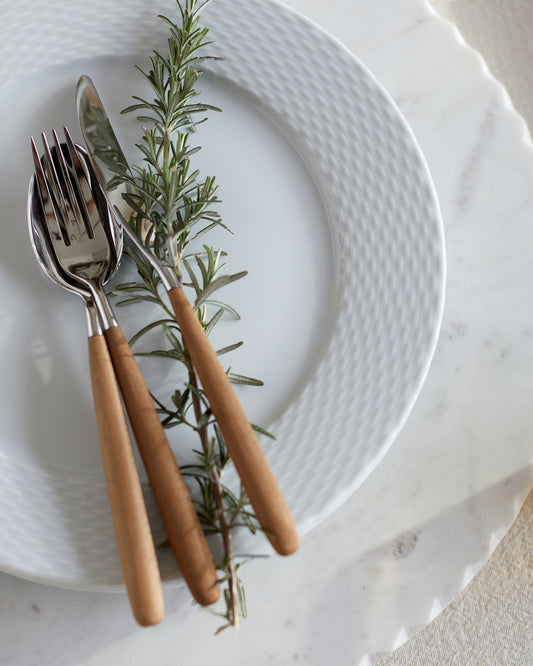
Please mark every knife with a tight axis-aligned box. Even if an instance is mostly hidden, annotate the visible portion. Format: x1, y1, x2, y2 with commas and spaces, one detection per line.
76, 75, 299, 556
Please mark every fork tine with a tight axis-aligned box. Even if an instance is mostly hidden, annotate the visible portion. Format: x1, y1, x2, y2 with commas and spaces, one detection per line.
40, 132, 72, 247
31, 137, 48, 207
30, 136, 68, 247
51, 129, 87, 240
63, 127, 95, 239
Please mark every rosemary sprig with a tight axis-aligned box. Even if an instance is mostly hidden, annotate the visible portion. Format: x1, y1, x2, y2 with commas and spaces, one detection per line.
113, 0, 270, 631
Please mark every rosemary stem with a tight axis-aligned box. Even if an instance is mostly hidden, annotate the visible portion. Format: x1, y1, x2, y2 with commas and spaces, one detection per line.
188, 366, 239, 627
114, 0, 261, 630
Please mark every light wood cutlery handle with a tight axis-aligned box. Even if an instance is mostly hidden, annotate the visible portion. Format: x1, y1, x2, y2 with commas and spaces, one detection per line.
103, 324, 220, 606
168, 286, 299, 556
88, 333, 163, 627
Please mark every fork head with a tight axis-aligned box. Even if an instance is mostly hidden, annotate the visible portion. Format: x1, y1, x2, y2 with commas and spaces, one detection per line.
30, 128, 122, 287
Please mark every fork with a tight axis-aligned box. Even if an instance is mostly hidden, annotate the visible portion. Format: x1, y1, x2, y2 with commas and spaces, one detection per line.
28, 172, 163, 626
31, 130, 220, 607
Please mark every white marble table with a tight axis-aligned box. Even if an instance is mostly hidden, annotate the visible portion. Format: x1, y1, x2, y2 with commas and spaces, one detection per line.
2, 0, 533, 663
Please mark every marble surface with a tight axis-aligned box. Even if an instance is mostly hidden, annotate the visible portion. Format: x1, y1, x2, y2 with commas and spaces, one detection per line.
2, 0, 533, 663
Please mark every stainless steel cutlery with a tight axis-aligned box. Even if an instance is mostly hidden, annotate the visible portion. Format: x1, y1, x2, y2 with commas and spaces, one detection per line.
29, 131, 220, 621
28, 81, 299, 623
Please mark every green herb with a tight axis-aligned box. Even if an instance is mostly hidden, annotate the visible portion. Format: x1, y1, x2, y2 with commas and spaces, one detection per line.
113, 0, 271, 631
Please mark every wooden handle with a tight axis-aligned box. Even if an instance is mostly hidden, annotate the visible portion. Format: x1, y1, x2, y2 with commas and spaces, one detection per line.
168, 286, 299, 556
103, 325, 220, 606
88, 334, 163, 626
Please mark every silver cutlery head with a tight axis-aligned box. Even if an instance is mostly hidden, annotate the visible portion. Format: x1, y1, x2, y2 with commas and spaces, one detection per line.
30, 130, 122, 286
27, 174, 102, 336
29, 129, 125, 332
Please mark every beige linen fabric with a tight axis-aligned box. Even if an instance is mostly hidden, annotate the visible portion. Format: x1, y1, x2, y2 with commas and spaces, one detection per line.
381, 2, 533, 663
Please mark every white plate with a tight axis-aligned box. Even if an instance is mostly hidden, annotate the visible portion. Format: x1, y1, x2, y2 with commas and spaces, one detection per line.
0, 0, 444, 588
